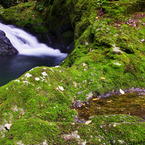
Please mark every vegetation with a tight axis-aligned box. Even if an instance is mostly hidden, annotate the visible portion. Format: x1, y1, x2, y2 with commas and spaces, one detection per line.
0, 0, 145, 144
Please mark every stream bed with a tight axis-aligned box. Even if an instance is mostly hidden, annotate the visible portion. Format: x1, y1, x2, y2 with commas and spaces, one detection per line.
73, 90, 145, 121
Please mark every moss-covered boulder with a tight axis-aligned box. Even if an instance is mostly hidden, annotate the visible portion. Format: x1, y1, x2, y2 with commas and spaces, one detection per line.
0, 0, 145, 144
0, 66, 145, 144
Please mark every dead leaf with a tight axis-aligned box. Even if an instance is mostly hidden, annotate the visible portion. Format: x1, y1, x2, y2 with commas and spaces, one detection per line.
85, 120, 92, 125
120, 89, 125, 94
101, 77, 105, 80
93, 98, 100, 101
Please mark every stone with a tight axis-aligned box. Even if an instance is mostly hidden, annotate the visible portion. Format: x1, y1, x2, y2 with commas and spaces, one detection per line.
54, 30, 74, 53
0, 30, 18, 55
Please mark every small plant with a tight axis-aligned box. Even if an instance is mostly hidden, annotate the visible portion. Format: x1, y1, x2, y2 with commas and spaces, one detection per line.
36, 1, 45, 11
97, 0, 107, 5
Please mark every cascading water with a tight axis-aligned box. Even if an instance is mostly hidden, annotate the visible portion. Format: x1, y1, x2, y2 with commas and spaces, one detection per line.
0, 22, 67, 57
0, 22, 68, 86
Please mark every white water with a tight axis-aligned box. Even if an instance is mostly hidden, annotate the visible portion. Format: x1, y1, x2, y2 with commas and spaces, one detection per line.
0, 22, 67, 57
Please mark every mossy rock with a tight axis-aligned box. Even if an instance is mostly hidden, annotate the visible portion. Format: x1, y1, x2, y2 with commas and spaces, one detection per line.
0, 114, 145, 144
0, 0, 145, 144
0, 1, 48, 34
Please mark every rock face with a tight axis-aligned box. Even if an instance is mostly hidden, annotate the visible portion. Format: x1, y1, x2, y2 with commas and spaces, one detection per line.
0, 30, 18, 55
54, 30, 74, 53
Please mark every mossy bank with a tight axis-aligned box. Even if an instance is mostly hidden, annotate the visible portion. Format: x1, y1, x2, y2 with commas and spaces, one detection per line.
0, 0, 145, 144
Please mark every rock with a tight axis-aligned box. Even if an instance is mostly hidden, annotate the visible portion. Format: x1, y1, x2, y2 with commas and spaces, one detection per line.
54, 30, 74, 53
0, 30, 18, 55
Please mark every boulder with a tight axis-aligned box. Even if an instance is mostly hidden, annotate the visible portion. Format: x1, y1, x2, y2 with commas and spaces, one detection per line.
0, 30, 18, 55
54, 30, 74, 53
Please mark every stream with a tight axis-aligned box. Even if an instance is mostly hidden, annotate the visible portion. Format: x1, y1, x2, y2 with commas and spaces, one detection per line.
0, 23, 67, 86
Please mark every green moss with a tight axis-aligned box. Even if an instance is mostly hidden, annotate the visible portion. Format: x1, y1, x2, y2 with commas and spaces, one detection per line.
0, 5, 4, 13
1, 118, 62, 145
0, 0, 145, 144
62, 0, 145, 94
0, 1, 48, 33
0, 67, 78, 123
1, 114, 145, 144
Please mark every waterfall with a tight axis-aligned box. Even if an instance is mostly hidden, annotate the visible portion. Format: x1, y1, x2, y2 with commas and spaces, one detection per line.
0, 22, 67, 57
0, 22, 68, 86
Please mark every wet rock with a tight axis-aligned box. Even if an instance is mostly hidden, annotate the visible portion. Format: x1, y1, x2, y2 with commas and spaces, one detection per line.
0, 30, 18, 55
54, 30, 74, 53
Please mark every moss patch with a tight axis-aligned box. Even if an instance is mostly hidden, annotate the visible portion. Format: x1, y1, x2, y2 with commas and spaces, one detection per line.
1, 114, 145, 144
0, 1, 48, 33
